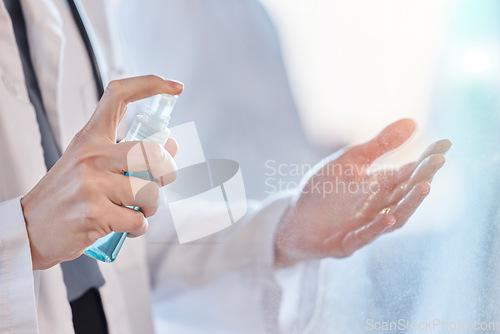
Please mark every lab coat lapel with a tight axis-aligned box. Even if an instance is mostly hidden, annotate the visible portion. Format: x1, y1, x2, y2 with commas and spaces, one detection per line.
0, 1, 47, 198
20, 0, 65, 147
0, 3, 75, 334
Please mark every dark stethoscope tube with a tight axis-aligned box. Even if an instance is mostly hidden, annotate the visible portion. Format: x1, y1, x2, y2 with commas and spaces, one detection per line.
67, 0, 105, 99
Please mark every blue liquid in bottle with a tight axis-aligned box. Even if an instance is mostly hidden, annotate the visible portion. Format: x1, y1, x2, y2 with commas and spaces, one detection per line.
84, 94, 178, 262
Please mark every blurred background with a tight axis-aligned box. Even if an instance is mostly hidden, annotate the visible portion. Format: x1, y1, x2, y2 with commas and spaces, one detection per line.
110, 0, 500, 332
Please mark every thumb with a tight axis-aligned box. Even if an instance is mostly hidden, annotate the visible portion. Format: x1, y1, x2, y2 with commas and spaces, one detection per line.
345, 118, 416, 165
83, 75, 183, 142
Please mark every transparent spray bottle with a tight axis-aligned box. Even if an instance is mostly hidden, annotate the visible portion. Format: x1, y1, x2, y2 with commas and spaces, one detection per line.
84, 94, 178, 262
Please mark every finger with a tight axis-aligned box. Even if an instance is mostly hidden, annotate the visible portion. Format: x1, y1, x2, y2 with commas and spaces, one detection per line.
84, 75, 184, 141
90, 205, 148, 240
377, 162, 415, 192
408, 154, 445, 191
108, 206, 149, 238
345, 119, 416, 165
105, 174, 160, 217
374, 139, 451, 190
126, 215, 149, 238
364, 154, 444, 219
99, 141, 178, 185
165, 137, 178, 158
387, 182, 430, 232
376, 140, 451, 192
416, 139, 452, 165
372, 139, 450, 204
338, 214, 396, 255
354, 164, 415, 220
389, 154, 444, 205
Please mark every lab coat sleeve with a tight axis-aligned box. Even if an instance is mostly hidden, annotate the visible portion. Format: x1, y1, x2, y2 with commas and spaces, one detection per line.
147, 192, 291, 286
146, 193, 295, 332
0, 196, 38, 333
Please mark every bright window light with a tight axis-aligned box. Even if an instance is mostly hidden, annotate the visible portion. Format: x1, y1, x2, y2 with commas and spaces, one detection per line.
463, 50, 492, 73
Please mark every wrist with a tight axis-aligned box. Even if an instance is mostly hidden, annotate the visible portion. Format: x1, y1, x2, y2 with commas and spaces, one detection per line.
20, 195, 51, 270
274, 238, 298, 268
274, 206, 307, 268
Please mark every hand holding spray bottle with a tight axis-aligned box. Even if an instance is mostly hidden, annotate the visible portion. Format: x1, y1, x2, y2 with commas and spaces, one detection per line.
84, 93, 178, 262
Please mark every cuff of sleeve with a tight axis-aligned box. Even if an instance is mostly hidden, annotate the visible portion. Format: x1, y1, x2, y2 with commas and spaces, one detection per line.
0, 196, 38, 333
194, 192, 293, 274
232, 192, 293, 269
274, 260, 322, 333
239, 193, 292, 333
257, 194, 322, 333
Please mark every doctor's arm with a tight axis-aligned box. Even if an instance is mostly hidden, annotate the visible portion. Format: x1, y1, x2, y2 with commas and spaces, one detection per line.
0, 76, 182, 332
19, 75, 182, 270
146, 119, 449, 331
149, 119, 449, 275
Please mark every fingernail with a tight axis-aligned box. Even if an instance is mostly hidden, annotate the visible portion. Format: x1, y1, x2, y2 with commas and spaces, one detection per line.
424, 154, 445, 170
385, 216, 397, 228
402, 118, 417, 133
433, 154, 446, 169
166, 79, 184, 91
435, 139, 453, 154
421, 182, 431, 195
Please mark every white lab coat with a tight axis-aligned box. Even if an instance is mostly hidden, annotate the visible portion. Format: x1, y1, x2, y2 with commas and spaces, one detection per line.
0, 0, 298, 333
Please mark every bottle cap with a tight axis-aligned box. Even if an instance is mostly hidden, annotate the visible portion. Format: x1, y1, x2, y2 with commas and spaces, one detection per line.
144, 94, 178, 129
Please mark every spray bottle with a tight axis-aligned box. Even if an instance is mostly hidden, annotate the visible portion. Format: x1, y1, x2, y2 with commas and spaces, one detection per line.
84, 93, 178, 262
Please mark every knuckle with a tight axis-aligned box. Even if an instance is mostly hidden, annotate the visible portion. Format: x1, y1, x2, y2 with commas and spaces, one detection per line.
83, 202, 101, 224
73, 145, 102, 169
129, 213, 145, 232
83, 205, 111, 243
145, 74, 164, 84
73, 128, 90, 145
105, 80, 123, 98
87, 226, 109, 244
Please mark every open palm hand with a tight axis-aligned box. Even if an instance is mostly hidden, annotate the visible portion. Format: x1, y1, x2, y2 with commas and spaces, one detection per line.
275, 119, 451, 267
